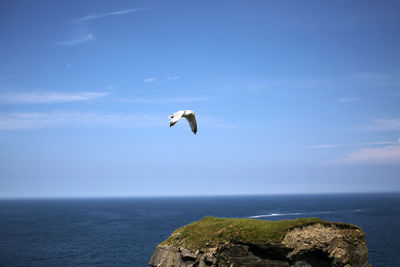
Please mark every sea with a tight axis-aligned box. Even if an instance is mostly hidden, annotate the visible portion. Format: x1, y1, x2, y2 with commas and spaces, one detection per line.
0, 193, 399, 267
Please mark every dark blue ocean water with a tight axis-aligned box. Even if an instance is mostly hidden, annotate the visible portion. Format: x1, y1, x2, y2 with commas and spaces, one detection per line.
0, 193, 399, 267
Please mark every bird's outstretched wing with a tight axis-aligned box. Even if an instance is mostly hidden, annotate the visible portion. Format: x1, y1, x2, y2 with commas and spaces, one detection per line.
185, 114, 197, 134
169, 110, 184, 127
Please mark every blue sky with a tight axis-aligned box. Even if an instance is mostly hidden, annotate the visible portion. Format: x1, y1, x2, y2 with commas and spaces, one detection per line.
1, 0, 400, 198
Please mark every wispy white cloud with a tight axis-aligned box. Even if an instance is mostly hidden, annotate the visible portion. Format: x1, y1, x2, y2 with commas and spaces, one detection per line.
355, 118, 400, 131
116, 97, 210, 104
304, 141, 397, 149
0, 91, 110, 104
330, 144, 400, 165
0, 111, 235, 131
143, 78, 156, 83
348, 72, 400, 87
0, 111, 165, 131
57, 33, 95, 46
105, 84, 118, 91
314, 137, 400, 165
166, 76, 180, 80
73, 8, 148, 24
336, 97, 358, 103
234, 71, 400, 95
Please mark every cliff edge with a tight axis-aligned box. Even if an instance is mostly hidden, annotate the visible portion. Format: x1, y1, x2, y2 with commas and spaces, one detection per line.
149, 216, 370, 267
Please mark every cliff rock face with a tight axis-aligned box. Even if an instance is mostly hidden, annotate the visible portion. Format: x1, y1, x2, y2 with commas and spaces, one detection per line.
149, 217, 370, 267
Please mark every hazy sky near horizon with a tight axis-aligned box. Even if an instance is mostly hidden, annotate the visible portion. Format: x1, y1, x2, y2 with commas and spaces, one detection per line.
1, 0, 400, 198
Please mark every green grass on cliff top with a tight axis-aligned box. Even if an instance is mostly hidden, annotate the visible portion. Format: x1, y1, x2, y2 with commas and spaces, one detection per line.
162, 216, 326, 250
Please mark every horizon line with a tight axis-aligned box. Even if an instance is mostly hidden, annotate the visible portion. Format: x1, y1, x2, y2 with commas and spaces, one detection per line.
1, 191, 399, 200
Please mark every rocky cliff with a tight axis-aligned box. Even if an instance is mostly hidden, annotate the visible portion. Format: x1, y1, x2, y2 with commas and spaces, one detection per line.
149, 217, 370, 267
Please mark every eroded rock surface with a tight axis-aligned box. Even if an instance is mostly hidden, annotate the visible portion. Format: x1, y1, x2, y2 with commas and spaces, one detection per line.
149, 221, 370, 267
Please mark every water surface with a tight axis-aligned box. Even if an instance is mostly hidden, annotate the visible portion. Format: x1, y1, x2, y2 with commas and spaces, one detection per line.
0, 193, 399, 266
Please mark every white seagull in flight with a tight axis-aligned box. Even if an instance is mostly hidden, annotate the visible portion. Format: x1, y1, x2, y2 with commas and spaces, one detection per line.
168, 110, 197, 134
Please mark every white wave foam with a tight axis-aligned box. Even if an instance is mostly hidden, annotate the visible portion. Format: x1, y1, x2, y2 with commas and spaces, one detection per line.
249, 211, 332, 219
249, 212, 304, 218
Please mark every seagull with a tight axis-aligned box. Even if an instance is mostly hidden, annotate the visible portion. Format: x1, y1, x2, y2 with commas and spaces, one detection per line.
168, 110, 197, 134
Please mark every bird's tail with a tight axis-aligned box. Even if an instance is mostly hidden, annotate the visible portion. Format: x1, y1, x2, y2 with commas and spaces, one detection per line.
168, 115, 174, 119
